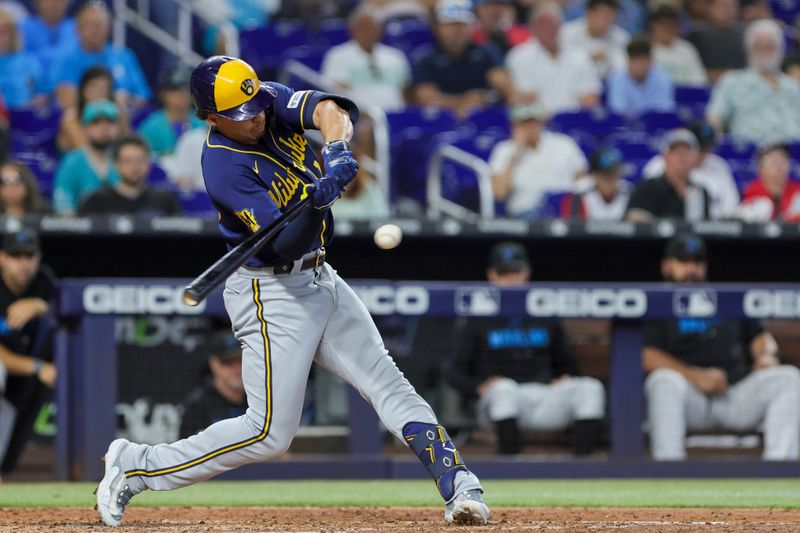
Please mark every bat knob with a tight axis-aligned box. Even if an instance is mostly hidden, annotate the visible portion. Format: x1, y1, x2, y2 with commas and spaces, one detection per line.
183, 291, 201, 307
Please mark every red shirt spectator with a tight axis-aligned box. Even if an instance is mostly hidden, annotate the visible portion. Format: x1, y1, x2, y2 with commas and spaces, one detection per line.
740, 144, 800, 222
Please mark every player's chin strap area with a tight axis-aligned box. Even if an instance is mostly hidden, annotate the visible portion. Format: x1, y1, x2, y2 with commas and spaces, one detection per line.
403, 422, 469, 502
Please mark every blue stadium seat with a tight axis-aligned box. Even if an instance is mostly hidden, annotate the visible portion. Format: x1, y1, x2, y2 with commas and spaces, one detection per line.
131, 104, 157, 130
539, 191, 570, 218
9, 107, 61, 192
176, 189, 215, 215
716, 140, 757, 163
549, 109, 626, 140
149, 163, 168, 186
278, 46, 329, 89
639, 111, 684, 134
771, 0, 800, 24
674, 86, 711, 105
317, 19, 350, 47
436, 130, 504, 212
240, 21, 309, 74
382, 17, 433, 58
463, 106, 510, 135
386, 106, 458, 138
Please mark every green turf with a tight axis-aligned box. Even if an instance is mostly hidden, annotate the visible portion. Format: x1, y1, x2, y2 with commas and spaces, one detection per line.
2, 480, 800, 509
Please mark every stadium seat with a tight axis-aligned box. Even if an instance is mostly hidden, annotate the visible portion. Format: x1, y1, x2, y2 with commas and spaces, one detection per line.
240, 21, 309, 74
716, 140, 757, 163
463, 106, 510, 135
176, 189, 215, 215
638, 111, 684, 135
9, 107, 61, 191
674, 86, 711, 105
316, 19, 349, 47
278, 46, 329, 89
385, 106, 458, 138
548, 109, 626, 140
539, 190, 570, 218
382, 17, 434, 59
771, 0, 800, 24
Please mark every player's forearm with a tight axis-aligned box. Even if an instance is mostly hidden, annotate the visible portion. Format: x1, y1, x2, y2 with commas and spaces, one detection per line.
0, 344, 39, 376
313, 100, 353, 144
642, 346, 697, 379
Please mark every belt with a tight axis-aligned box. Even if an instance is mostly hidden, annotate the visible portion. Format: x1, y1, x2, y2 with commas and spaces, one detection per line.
271, 249, 326, 275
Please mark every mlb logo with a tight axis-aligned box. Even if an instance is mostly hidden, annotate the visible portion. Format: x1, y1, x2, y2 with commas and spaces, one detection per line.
455, 288, 501, 316
673, 289, 717, 317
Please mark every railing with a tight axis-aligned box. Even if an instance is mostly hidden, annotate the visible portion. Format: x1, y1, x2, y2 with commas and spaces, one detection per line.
112, 0, 240, 67
426, 144, 495, 220
278, 60, 391, 207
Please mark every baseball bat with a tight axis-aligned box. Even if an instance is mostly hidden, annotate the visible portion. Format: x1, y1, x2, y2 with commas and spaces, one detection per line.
183, 184, 316, 306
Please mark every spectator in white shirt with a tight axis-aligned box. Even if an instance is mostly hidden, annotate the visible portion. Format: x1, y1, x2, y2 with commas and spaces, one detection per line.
320, 6, 411, 111
560, 146, 631, 220
559, 0, 629, 79
648, 5, 708, 86
490, 103, 588, 218
506, 1, 601, 113
643, 120, 738, 219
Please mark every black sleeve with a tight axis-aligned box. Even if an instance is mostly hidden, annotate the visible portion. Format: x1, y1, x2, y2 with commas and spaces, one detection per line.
549, 322, 578, 377
643, 320, 669, 351
412, 52, 437, 86
77, 193, 102, 216
741, 319, 766, 346
625, 180, 657, 217
31, 265, 57, 300
161, 190, 182, 216
446, 317, 483, 397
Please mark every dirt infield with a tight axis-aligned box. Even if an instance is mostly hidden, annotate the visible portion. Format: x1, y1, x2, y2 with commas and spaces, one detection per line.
2, 507, 800, 532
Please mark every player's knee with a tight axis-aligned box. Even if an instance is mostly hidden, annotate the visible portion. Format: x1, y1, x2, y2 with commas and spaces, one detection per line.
645, 368, 688, 399
485, 377, 518, 398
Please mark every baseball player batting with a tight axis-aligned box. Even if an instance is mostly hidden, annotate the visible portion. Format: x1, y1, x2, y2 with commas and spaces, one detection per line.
94, 56, 489, 527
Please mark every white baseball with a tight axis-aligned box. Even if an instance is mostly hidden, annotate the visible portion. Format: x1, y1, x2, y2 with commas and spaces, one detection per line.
373, 223, 403, 250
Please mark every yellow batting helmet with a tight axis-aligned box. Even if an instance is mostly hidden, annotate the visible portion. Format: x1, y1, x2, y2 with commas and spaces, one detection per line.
190, 56, 277, 121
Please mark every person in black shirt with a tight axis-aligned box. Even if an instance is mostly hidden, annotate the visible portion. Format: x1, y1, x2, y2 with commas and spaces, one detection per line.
0, 229, 58, 476
644, 233, 800, 460
413, 0, 512, 118
179, 332, 246, 439
448, 242, 605, 455
78, 134, 181, 216
626, 128, 711, 222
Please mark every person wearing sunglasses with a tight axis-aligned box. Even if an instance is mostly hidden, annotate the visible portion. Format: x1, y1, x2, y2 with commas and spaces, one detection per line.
0, 161, 48, 217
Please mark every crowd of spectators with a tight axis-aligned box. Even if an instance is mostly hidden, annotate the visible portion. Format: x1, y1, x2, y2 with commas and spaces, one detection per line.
0, 0, 800, 223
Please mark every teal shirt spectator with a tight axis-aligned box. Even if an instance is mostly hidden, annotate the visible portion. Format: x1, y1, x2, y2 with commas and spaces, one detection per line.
53, 148, 119, 214
19, 15, 77, 70
607, 66, 675, 117
138, 110, 206, 157
49, 43, 151, 100
0, 51, 44, 108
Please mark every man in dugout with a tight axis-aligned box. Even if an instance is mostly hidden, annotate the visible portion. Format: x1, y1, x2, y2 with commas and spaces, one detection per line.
447, 242, 605, 455
644, 232, 800, 460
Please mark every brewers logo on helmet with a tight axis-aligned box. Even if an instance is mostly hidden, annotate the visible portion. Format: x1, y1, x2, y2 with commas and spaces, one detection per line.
190, 56, 277, 121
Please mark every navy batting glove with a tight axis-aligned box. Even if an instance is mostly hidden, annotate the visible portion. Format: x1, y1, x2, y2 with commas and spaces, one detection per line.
311, 177, 342, 210
322, 140, 358, 189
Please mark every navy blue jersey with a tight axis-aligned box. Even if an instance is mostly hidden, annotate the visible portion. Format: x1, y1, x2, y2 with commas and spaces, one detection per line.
201, 83, 358, 267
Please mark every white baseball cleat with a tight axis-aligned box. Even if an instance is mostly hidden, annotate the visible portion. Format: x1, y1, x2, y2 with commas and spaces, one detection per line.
444, 489, 490, 525
94, 438, 135, 527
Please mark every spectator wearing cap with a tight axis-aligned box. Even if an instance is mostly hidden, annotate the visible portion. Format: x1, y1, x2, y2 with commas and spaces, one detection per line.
607, 36, 675, 117
707, 19, 800, 145
321, 6, 412, 112
19, 0, 77, 71
0, 8, 46, 109
0, 161, 48, 217
79, 134, 180, 217
687, 0, 746, 84
138, 67, 206, 158
53, 99, 121, 215
447, 242, 605, 456
739, 144, 800, 222
643, 120, 738, 219
57, 66, 130, 153
49, 2, 150, 111
626, 128, 710, 222
490, 103, 588, 218
644, 232, 800, 461
648, 5, 707, 86
472, 0, 531, 57
0, 228, 58, 476
179, 331, 245, 439
506, 1, 601, 114
413, 0, 513, 118
560, 146, 631, 220
559, 0, 630, 80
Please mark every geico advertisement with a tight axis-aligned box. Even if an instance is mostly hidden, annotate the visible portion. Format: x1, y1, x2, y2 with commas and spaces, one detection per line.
83, 285, 207, 314
744, 290, 800, 318
352, 285, 648, 318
